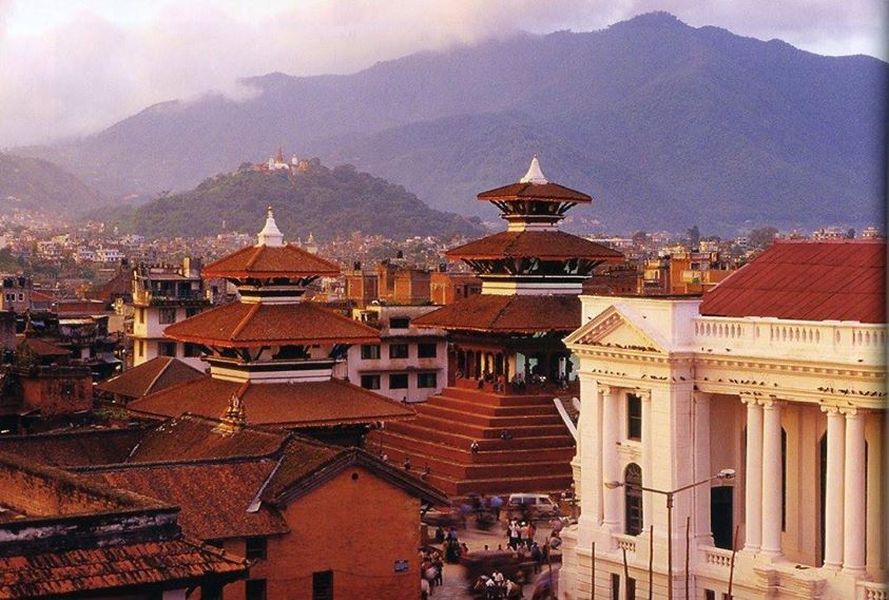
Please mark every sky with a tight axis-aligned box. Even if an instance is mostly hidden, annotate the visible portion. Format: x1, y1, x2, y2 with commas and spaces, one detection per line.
0, 0, 885, 147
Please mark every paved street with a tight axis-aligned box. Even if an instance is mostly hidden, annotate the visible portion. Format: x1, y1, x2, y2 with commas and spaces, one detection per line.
424, 519, 561, 600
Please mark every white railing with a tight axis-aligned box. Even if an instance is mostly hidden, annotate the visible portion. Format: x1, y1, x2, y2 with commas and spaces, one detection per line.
613, 534, 637, 554
702, 546, 733, 569
859, 581, 888, 600
693, 316, 885, 367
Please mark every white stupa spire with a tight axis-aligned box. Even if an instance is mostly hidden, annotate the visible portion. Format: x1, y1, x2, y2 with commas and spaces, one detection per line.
257, 206, 284, 247
519, 155, 548, 184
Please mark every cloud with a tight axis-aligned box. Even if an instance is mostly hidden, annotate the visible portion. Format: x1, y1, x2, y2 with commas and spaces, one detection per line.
0, 0, 884, 147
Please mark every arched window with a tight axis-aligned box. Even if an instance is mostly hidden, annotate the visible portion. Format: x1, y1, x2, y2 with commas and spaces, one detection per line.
625, 463, 643, 536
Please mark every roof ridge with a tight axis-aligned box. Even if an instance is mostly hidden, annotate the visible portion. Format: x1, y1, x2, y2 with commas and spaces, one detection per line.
244, 245, 263, 270
231, 302, 261, 340
143, 357, 174, 396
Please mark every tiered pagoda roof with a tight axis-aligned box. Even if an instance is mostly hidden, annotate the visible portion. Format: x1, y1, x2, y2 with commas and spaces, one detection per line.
164, 299, 378, 347
416, 157, 623, 334
126, 208, 413, 431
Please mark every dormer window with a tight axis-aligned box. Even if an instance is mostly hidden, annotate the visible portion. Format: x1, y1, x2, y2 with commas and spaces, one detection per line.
390, 317, 410, 329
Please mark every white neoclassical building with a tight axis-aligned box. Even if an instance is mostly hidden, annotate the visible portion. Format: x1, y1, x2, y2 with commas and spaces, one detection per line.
559, 241, 886, 600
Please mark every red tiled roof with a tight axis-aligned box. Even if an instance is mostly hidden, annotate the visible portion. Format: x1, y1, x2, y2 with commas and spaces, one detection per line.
163, 301, 379, 347
128, 377, 414, 427
85, 460, 289, 540
700, 241, 886, 323
413, 294, 581, 333
0, 538, 247, 598
477, 181, 592, 203
130, 415, 288, 462
96, 357, 204, 400
0, 428, 144, 467
16, 336, 70, 357
203, 244, 340, 279
447, 231, 625, 261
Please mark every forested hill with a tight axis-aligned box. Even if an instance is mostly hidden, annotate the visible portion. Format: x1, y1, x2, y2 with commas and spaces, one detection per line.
0, 152, 105, 214
99, 159, 483, 240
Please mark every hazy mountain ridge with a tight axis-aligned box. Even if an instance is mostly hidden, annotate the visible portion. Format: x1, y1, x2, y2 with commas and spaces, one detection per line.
98, 159, 483, 240
0, 152, 105, 214
17, 12, 887, 232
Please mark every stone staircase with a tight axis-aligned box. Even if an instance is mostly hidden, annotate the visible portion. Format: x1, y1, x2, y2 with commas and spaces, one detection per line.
369, 385, 576, 496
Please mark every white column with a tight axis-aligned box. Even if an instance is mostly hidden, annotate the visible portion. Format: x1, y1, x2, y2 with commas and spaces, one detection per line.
742, 398, 763, 551
602, 385, 621, 531
822, 406, 845, 569
842, 408, 866, 573
641, 390, 653, 532
693, 392, 712, 541
761, 399, 783, 555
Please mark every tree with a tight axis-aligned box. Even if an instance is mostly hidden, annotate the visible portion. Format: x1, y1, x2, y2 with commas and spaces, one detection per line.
748, 227, 779, 249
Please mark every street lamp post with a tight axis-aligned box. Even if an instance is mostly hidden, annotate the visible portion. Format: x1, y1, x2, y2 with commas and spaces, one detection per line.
605, 468, 735, 600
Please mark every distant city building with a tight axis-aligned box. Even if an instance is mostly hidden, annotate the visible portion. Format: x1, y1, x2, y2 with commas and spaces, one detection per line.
0, 275, 31, 312
348, 304, 448, 403
130, 258, 211, 369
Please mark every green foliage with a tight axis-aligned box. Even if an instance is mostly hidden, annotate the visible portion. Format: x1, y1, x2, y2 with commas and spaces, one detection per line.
105, 160, 482, 240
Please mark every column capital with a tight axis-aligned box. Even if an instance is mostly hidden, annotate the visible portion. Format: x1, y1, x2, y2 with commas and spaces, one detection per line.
741, 396, 760, 407
820, 404, 842, 415
839, 406, 865, 417
597, 384, 614, 397
635, 389, 652, 401
760, 398, 785, 409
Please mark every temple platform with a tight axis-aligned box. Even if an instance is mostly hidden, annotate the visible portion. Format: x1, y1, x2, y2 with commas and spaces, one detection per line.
369, 380, 576, 496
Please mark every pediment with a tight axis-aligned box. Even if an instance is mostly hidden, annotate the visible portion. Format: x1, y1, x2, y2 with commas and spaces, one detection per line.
564, 304, 669, 354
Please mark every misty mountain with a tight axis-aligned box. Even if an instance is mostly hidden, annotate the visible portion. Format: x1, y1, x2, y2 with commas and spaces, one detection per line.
19, 12, 887, 233
0, 152, 105, 215
97, 158, 482, 240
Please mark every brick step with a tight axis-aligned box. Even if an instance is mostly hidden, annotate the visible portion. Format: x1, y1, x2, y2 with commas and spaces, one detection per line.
378, 444, 572, 481
430, 395, 557, 417
417, 404, 564, 428
438, 387, 559, 407
415, 469, 573, 497
381, 423, 574, 451
369, 431, 575, 465
385, 420, 573, 448
404, 414, 569, 439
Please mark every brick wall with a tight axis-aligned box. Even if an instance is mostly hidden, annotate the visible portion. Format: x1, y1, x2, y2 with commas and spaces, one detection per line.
220, 466, 421, 600
0, 460, 123, 516
20, 372, 93, 416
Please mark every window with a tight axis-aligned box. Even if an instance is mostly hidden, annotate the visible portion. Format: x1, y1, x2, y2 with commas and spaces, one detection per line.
137, 308, 145, 324
186, 306, 202, 318
627, 393, 642, 440
625, 463, 643, 536
417, 372, 437, 388
246, 579, 267, 600
360, 375, 381, 390
158, 308, 176, 324
418, 343, 437, 358
610, 573, 620, 600
157, 341, 176, 357
245, 537, 267, 560
389, 343, 409, 359
627, 577, 636, 600
202, 584, 222, 600
389, 373, 409, 389
312, 570, 333, 600
361, 344, 381, 360
138, 340, 145, 358
390, 317, 410, 329
705, 591, 716, 600
184, 343, 203, 358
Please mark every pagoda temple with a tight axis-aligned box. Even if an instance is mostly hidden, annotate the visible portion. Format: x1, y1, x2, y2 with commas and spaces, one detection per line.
371, 158, 623, 495
128, 209, 414, 446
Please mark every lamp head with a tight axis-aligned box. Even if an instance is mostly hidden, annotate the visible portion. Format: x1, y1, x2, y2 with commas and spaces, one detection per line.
604, 480, 623, 489
717, 468, 736, 480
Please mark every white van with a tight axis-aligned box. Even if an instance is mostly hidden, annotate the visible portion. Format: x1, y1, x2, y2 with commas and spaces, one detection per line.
506, 493, 560, 520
